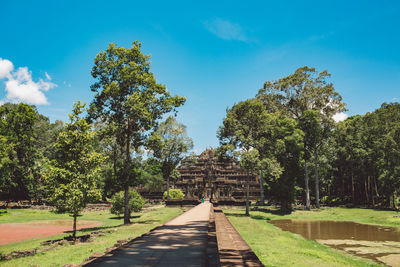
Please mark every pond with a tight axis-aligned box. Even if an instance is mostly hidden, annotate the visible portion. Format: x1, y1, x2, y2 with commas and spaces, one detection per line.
270, 219, 400, 266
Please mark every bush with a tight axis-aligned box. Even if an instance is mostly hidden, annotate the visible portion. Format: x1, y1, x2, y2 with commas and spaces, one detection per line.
163, 189, 184, 200
110, 189, 145, 217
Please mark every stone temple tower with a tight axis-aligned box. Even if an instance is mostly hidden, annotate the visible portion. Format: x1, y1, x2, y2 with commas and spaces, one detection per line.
175, 149, 260, 204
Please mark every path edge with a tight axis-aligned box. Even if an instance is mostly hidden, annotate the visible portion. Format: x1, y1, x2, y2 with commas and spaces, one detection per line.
214, 207, 264, 267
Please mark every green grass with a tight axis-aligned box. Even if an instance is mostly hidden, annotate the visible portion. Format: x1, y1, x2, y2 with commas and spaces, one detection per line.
0, 206, 182, 267
244, 206, 400, 228
223, 207, 400, 267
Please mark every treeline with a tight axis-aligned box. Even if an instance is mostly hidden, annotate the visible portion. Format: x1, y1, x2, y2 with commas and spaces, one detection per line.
219, 66, 400, 211
0, 102, 185, 203
327, 102, 400, 207
0, 42, 193, 228
0, 103, 63, 202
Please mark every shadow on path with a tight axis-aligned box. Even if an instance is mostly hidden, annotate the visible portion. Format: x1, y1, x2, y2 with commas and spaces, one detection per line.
86, 203, 211, 267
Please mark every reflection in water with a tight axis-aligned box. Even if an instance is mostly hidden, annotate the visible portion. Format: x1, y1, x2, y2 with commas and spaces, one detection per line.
269, 219, 400, 241
270, 220, 400, 266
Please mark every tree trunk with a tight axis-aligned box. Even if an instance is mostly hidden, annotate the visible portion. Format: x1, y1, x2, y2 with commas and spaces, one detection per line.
314, 150, 320, 209
123, 186, 130, 224
113, 144, 117, 176
73, 213, 77, 240
124, 118, 131, 224
245, 173, 250, 216
166, 175, 170, 200
374, 176, 379, 198
259, 168, 264, 205
371, 175, 375, 206
393, 194, 396, 209
364, 177, 369, 205
351, 170, 355, 205
305, 158, 311, 210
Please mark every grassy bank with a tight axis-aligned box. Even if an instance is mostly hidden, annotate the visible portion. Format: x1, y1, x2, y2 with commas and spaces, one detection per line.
223, 207, 399, 267
0, 206, 182, 267
237, 206, 400, 228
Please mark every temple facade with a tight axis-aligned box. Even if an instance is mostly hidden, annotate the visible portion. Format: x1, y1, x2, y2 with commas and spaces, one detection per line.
175, 149, 260, 202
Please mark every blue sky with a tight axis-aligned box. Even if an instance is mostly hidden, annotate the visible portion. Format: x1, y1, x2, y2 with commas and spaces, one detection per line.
1, 0, 399, 153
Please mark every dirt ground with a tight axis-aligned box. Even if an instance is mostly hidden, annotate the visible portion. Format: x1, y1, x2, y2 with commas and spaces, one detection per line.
0, 220, 101, 246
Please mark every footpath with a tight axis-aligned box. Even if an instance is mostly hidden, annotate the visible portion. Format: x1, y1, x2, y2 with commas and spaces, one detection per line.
86, 202, 263, 267
87, 202, 213, 266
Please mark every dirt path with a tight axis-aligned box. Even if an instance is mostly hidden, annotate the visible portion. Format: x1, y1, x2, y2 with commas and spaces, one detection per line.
0, 220, 101, 246
87, 202, 212, 267
214, 208, 263, 267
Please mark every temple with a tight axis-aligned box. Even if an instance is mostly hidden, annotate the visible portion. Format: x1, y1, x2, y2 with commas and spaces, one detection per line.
175, 149, 260, 204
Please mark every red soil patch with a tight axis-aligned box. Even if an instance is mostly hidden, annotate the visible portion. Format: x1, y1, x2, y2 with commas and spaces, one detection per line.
0, 220, 101, 246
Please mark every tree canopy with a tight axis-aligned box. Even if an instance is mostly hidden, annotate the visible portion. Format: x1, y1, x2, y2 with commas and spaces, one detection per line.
88, 42, 185, 224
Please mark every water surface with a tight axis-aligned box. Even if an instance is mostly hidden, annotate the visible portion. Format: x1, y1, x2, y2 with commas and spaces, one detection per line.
270, 219, 400, 266
270, 219, 400, 241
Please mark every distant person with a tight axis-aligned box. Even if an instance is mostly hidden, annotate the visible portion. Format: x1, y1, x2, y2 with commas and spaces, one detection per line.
202, 197, 204, 203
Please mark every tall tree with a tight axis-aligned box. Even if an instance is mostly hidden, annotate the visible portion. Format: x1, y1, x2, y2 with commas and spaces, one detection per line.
147, 116, 193, 199
45, 102, 104, 239
88, 42, 185, 224
218, 99, 268, 214
218, 99, 298, 212
299, 110, 323, 208
240, 149, 261, 216
257, 66, 346, 210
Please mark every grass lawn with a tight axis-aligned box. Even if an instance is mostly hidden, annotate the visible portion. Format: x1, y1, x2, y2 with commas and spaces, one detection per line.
223, 207, 400, 267
0, 206, 182, 267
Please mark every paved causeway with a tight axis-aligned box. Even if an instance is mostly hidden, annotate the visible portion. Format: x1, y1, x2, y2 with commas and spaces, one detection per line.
88, 202, 212, 267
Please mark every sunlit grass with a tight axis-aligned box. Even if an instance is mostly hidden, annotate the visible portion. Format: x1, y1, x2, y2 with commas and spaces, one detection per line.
0, 206, 182, 267
223, 207, 396, 267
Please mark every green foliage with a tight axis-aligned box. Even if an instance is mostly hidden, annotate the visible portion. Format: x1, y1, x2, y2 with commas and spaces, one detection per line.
218, 98, 303, 211
88, 42, 185, 223
330, 102, 400, 208
44, 101, 104, 237
148, 116, 193, 199
110, 189, 145, 217
163, 188, 184, 200
258, 66, 346, 120
0, 103, 38, 201
257, 66, 346, 210
240, 149, 261, 175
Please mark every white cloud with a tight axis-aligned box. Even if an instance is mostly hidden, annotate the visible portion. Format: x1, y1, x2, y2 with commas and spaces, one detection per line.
0, 58, 14, 79
45, 72, 51, 81
0, 59, 57, 105
204, 18, 248, 42
333, 112, 348, 122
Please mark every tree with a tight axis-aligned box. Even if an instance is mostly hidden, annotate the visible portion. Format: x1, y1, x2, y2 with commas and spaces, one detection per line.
163, 188, 184, 200
32, 115, 64, 203
218, 99, 268, 214
240, 149, 261, 216
88, 42, 185, 224
257, 66, 346, 210
0, 135, 17, 203
110, 189, 145, 218
45, 102, 104, 239
0, 103, 38, 201
148, 116, 193, 199
299, 110, 323, 208
218, 99, 296, 212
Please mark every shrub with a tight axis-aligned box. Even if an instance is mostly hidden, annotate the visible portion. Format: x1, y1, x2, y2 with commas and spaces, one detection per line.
110, 189, 145, 217
163, 188, 184, 200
